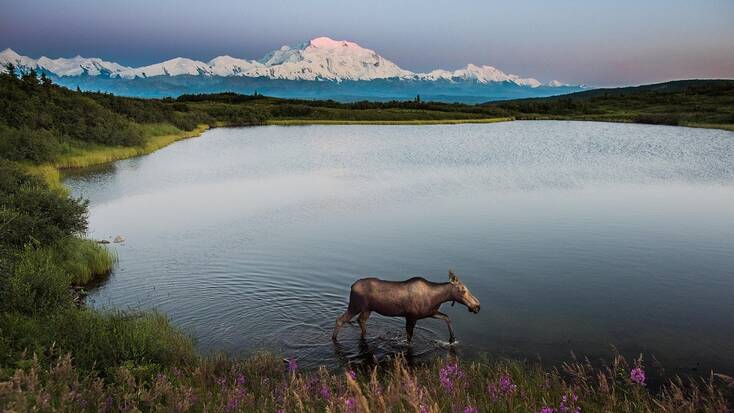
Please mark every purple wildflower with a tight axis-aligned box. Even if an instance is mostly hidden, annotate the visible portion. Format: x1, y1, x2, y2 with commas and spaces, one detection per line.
320, 384, 331, 400
539, 408, 556, 413
287, 358, 298, 373
487, 383, 499, 401
345, 398, 357, 413
439, 362, 465, 392
236, 373, 246, 386
419, 404, 429, 413
348, 369, 357, 380
630, 367, 646, 385
464, 406, 479, 413
499, 375, 517, 395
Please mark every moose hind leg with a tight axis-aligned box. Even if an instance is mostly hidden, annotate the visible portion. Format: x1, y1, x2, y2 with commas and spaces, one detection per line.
358, 311, 371, 338
332, 310, 356, 341
405, 319, 417, 344
431, 312, 455, 343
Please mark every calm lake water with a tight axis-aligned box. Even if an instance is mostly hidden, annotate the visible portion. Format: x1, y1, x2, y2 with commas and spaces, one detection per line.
64, 121, 734, 374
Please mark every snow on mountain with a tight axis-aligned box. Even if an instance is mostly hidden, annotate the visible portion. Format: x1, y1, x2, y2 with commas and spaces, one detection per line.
0, 48, 130, 76
548, 80, 571, 87
417, 63, 541, 87
36, 56, 131, 76
207, 55, 263, 76
251, 36, 414, 81
0, 48, 39, 69
114, 57, 212, 79
2, 39, 576, 88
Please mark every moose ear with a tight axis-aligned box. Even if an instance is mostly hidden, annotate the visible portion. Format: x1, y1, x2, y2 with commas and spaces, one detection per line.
449, 270, 459, 284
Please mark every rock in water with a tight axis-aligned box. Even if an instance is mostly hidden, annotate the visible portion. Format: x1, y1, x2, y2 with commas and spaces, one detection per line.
113, 235, 126, 243
97, 239, 111, 244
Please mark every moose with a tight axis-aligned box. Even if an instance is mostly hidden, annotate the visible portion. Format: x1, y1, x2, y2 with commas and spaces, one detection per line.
332, 270, 480, 344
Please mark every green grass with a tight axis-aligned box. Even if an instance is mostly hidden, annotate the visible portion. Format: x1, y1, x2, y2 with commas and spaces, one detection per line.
49, 237, 117, 285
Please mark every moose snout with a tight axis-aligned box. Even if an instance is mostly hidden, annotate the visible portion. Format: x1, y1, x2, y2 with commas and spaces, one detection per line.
469, 304, 480, 313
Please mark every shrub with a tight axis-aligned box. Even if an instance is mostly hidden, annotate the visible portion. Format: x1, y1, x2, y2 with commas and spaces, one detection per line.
0, 246, 73, 316
0, 126, 61, 162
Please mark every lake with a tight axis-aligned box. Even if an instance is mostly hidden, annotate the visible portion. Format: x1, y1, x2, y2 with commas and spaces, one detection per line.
64, 121, 734, 374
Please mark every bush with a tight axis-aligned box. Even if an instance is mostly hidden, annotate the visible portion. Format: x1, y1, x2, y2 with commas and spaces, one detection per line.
0, 246, 73, 316
0, 125, 61, 162
0, 183, 88, 248
270, 104, 315, 118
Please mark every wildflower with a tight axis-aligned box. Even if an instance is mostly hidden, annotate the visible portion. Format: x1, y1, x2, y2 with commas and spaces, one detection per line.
630, 367, 646, 386
345, 397, 357, 413
419, 404, 429, 413
348, 369, 357, 380
499, 375, 517, 395
439, 362, 465, 392
287, 358, 298, 374
464, 406, 479, 413
320, 384, 331, 400
539, 407, 555, 413
236, 373, 246, 386
486, 383, 499, 401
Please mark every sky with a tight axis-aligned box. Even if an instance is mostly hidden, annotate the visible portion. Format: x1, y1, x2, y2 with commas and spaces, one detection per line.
1, 0, 733, 86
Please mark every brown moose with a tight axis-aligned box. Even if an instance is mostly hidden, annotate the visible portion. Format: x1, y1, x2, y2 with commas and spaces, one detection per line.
332, 270, 480, 344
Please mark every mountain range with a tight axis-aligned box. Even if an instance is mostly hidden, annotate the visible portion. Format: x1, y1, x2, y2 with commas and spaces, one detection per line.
0, 37, 584, 102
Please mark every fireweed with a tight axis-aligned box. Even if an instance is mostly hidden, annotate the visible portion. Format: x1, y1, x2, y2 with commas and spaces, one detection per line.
0, 352, 731, 412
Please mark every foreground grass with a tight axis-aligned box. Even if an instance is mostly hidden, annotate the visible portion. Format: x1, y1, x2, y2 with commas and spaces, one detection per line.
266, 117, 513, 126
1, 352, 731, 412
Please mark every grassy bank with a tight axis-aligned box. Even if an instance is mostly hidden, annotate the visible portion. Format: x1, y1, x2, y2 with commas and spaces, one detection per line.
24, 124, 210, 191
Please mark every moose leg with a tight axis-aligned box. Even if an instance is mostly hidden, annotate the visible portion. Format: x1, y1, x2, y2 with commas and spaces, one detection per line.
431, 312, 455, 343
358, 311, 371, 338
332, 310, 356, 341
405, 319, 417, 344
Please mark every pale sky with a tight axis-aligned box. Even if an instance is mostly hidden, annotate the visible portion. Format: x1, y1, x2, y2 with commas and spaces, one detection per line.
1, 0, 733, 86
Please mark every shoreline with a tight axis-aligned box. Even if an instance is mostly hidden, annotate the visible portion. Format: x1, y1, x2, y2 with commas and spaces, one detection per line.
265, 117, 514, 125
26, 116, 732, 192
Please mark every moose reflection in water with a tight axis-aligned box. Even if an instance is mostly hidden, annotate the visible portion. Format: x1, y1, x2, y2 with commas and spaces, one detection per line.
332, 271, 481, 344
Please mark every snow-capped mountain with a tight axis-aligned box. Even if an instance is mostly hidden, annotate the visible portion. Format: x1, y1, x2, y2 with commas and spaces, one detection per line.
207, 55, 264, 77
1, 37, 571, 88
1, 39, 586, 102
250, 36, 414, 81
418, 64, 541, 87
114, 57, 211, 78
1, 48, 130, 76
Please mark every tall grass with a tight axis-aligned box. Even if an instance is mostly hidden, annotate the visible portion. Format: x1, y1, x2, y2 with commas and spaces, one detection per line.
1, 352, 731, 412
49, 237, 117, 285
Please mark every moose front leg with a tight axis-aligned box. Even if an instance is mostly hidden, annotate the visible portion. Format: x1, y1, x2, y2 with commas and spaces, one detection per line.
431, 312, 455, 343
405, 319, 416, 344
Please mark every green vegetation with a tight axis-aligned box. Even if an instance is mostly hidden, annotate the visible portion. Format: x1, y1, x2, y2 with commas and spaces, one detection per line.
484, 80, 734, 131
1, 67, 733, 411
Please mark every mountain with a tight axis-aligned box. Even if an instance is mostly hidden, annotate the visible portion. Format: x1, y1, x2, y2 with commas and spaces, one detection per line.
0, 48, 130, 76
0, 38, 583, 102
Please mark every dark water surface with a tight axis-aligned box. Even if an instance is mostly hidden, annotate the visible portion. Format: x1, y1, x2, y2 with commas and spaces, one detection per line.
64, 121, 734, 374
